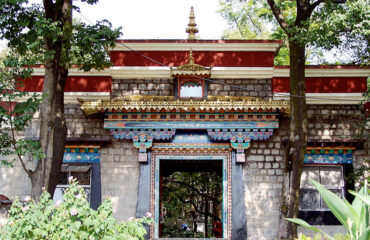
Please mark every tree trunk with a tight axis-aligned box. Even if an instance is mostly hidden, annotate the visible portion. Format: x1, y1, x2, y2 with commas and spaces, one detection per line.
285, 39, 308, 239
204, 198, 209, 238
30, 0, 72, 200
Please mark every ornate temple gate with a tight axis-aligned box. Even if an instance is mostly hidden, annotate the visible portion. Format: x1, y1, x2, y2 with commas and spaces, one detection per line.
81, 96, 289, 239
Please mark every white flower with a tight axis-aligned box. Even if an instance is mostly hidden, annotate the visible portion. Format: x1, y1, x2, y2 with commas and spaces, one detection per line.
55, 200, 62, 207
70, 208, 78, 216
145, 212, 152, 218
24, 196, 31, 202
128, 217, 134, 221
68, 176, 74, 182
76, 194, 82, 199
22, 206, 29, 212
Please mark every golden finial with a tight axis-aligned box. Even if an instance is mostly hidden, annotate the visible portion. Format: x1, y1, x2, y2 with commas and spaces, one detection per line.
186, 6, 198, 40
189, 49, 194, 64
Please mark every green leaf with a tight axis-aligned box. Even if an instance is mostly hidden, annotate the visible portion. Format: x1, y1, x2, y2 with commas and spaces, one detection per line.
285, 218, 334, 240
358, 227, 370, 240
310, 179, 358, 234
350, 191, 370, 206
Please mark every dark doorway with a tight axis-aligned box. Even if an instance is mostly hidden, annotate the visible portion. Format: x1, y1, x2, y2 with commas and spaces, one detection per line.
160, 160, 223, 238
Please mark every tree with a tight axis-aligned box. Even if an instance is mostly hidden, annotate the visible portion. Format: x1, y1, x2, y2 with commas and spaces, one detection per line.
218, 0, 369, 65
0, 0, 121, 200
218, 0, 291, 65
219, 0, 368, 238
264, 1, 368, 238
0, 53, 44, 170
161, 171, 222, 238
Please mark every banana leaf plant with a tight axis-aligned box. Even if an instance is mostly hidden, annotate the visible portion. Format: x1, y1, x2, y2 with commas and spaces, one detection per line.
286, 180, 369, 240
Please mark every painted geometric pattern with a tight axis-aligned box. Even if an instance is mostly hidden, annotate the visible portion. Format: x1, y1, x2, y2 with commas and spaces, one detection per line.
207, 128, 274, 142
105, 121, 279, 130
110, 129, 176, 141
304, 153, 353, 164
63, 152, 100, 163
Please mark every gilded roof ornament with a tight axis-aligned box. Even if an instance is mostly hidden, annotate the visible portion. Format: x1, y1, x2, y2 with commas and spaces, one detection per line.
171, 49, 211, 76
186, 6, 198, 40
80, 95, 290, 115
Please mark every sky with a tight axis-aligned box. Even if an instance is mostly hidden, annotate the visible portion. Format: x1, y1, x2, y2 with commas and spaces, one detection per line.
0, 0, 229, 50
74, 0, 229, 39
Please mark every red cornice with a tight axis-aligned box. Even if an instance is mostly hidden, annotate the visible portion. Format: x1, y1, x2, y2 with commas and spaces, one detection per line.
110, 51, 275, 67
18, 76, 112, 92
272, 77, 367, 93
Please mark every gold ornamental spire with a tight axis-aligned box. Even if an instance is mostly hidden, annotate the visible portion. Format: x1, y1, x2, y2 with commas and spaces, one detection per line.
186, 6, 198, 40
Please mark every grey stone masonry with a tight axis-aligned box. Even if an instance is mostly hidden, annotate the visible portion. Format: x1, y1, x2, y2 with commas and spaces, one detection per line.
208, 79, 272, 100
111, 78, 273, 100
243, 118, 289, 240
112, 79, 174, 97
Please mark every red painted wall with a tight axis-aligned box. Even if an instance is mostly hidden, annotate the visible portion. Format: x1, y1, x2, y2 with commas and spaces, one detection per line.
272, 77, 367, 93
110, 51, 275, 67
18, 76, 112, 92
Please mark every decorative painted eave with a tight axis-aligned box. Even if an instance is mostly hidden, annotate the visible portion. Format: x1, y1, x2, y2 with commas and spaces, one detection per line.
80, 95, 290, 115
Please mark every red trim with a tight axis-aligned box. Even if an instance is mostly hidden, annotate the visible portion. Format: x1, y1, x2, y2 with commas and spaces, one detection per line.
0, 101, 16, 112
115, 39, 282, 44
274, 65, 370, 69
18, 76, 112, 92
272, 77, 367, 93
110, 51, 275, 67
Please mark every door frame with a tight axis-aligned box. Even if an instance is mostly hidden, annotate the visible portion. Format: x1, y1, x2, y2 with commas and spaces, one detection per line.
150, 151, 232, 239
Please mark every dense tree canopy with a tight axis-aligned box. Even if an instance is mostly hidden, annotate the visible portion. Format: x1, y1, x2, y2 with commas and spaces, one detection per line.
0, 0, 121, 199
218, 0, 369, 65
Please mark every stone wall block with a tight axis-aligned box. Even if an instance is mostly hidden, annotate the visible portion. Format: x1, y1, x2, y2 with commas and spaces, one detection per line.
247, 155, 264, 162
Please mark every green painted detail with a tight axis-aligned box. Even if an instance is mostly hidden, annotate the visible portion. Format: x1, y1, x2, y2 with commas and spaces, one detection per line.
133, 141, 153, 150
347, 149, 352, 153
93, 148, 98, 153
84, 148, 89, 153
329, 149, 334, 154
75, 148, 80, 153
66, 148, 71, 153
311, 149, 316, 154
320, 149, 325, 154
231, 142, 250, 150
338, 149, 343, 154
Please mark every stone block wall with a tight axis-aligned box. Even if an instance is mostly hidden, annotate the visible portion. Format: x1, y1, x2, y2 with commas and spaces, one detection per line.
307, 104, 369, 175
100, 141, 140, 221
243, 118, 289, 240
208, 79, 272, 100
112, 79, 174, 98
111, 78, 273, 100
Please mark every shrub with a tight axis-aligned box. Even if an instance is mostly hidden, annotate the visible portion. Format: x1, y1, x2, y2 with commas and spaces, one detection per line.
0, 178, 151, 240
287, 180, 369, 240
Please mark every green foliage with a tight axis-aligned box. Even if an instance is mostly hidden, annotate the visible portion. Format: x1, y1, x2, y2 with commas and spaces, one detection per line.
0, 53, 44, 169
218, 0, 272, 39
0, 178, 152, 239
286, 180, 370, 240
217, 0, 291, 65
298, 233, 351, 240
0, 0, 121, 72
162, 171, 222, 238
218, 0, 369, 65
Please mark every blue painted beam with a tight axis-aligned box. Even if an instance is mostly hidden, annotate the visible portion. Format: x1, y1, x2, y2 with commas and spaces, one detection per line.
104, 121, 279, 130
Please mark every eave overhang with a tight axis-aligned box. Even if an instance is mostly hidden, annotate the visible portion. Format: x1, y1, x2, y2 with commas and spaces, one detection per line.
80, 95, 290, 115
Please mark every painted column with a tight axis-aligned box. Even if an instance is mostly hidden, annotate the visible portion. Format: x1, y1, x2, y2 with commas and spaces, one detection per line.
135, 152, 152, 240
231, 151, 247, 239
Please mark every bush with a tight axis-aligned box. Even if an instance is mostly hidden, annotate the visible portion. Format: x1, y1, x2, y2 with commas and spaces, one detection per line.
287, 180, 369, 240
0, 178, 152, 240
